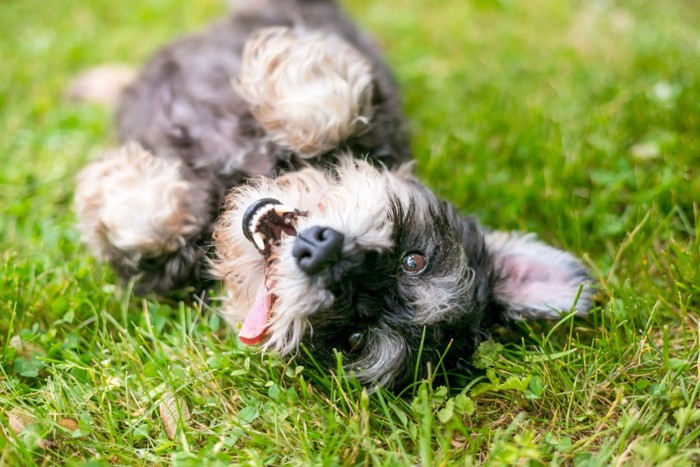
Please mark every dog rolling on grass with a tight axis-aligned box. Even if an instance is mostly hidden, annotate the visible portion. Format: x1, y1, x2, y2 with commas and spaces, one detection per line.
74, 0, 411, 295
72, 0, 594, 390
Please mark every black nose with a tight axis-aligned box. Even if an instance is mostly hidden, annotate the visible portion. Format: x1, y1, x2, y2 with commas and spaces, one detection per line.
293, 226, 344, 275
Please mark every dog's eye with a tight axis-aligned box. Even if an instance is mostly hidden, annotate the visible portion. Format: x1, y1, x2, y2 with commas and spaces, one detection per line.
348, 332, 365, 352
401, 252, 427, 274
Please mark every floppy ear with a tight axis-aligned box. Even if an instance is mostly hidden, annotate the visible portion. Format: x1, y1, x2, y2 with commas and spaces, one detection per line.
484, 231, 594, 320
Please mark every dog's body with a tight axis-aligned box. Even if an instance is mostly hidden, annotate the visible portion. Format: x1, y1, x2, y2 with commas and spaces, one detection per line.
74, 0, 411, 294
75, 0, 594, 390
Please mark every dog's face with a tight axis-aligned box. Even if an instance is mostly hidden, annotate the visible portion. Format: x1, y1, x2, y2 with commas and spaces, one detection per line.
214, 160, 593, 389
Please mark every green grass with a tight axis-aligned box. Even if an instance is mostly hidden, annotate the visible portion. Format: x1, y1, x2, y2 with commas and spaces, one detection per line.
2, 0, 700, 464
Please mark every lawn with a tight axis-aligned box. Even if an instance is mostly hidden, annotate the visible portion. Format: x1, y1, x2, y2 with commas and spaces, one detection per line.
2, 0, 700, 464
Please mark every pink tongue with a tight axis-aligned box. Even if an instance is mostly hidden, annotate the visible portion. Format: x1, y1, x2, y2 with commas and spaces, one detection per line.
239, 280, 272, 345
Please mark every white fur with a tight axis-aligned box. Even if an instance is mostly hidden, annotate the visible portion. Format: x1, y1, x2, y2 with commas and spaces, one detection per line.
236, 26, 375, 156
75, 143, 208, 264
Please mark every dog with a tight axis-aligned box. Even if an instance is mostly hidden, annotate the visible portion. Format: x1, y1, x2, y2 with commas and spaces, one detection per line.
72, 0, 594, 390
73, 0, 411, 295
213, 159, 594, 390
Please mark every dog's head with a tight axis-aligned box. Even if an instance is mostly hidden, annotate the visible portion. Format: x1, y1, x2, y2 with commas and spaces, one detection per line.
213, 159, 593, 389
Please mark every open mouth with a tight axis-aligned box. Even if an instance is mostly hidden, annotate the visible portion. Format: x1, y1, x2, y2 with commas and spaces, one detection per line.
239, 198, 306, 345
242, 198, 306, 256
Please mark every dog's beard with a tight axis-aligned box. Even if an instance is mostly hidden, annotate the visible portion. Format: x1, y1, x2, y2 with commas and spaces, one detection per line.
214, 159, 398, 352
213, 159, 594, 389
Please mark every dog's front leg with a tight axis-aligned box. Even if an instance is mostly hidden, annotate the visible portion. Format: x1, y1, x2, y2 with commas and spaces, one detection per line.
74, 142, 213, 294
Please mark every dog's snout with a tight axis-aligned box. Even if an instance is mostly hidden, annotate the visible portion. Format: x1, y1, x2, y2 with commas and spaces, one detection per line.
293, 226, 344, 275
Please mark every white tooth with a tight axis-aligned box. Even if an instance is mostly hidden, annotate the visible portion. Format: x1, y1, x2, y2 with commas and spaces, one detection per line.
253, 232, 266, 251
274, 205, 295, 215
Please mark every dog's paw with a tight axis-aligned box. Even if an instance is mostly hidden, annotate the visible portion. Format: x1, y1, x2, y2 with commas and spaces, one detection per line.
74, 143, 210, 265
236, 26, 374, 156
